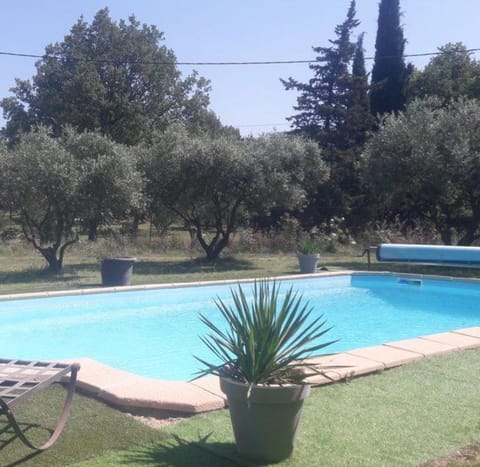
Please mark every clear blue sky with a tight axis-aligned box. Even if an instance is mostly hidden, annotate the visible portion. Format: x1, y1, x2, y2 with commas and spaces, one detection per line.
1, 0, 480, 135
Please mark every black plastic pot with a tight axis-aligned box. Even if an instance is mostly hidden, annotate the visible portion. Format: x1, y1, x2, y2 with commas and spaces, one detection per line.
101, 257, 136, 286
220, 377, 310, 463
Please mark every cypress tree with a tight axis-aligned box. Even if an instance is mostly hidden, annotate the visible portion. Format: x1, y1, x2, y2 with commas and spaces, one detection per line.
370, 0, 408, 116
346, 33, 373, 146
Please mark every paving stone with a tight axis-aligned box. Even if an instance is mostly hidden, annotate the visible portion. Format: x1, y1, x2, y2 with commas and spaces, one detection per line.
385, 338, 456, 357
453, 327, 480, 339
306, 352, 384, 383
347, 345, 423, 368
421, 331, 480, 349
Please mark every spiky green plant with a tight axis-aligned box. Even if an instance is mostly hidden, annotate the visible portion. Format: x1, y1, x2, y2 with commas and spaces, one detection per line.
297, 237, 320, 255
195, 279, 337, 386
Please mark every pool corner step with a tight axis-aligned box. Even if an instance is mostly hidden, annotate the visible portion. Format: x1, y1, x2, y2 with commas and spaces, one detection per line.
65, 358, 226, 414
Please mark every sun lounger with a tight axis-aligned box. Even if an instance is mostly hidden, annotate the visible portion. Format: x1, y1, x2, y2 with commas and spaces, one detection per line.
0, 358, 80, 450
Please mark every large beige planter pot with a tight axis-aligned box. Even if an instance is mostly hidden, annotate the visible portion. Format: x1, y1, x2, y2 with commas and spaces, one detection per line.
220, 377, 311, 463
297, 252, 320, 273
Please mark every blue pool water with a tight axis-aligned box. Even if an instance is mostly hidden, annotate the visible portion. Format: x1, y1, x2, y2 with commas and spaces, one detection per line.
1, 274, 480, 381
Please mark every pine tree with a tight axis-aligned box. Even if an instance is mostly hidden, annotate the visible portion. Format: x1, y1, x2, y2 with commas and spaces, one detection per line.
282, 0, 359, 150
282, 1, 373, 228
370, 0, 408, 116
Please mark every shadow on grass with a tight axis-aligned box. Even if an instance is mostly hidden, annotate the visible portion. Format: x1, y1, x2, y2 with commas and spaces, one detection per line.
0, 268, 83, 285
0, 256, 258, 289
0, 422, 45, 467
134, 257, 257, 276
64, 256, 257, 275
122, 433, 252, 467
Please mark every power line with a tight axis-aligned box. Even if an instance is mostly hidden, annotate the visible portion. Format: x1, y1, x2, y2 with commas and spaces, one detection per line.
0, 48, 479, 66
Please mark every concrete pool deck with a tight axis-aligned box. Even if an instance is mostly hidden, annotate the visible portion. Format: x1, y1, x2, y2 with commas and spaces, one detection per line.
67, 326, 480, 414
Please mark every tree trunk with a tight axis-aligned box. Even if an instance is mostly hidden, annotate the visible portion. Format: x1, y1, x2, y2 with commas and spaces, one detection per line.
87, 220, 99, 242
206, 234, 232, 261
439, 227, 453, 246
197, 230, 230, 261
38, 247, 63, 274
129, 214, 141, 238
458, 226, 478, 246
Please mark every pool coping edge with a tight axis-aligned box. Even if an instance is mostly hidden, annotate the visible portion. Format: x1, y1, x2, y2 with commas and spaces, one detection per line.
4, 269, 480, 302
63, 326, 480, 415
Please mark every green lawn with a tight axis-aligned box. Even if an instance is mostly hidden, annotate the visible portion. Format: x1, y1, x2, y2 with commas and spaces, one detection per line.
2, 243, 480, 465
1, 241, 480, 296
2, 350, 480, 466
0, 242, 304, 295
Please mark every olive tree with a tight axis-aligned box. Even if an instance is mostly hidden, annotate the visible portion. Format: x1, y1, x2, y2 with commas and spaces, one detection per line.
0, 127, 143, 272
141, 127, 328, 260
362, 98, 480, 245
407, 43, 480, 104
63, 129, 143, 241
0, 128, 81, 272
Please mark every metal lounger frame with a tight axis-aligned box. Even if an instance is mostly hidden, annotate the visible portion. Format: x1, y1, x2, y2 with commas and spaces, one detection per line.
0, 358, 80, 451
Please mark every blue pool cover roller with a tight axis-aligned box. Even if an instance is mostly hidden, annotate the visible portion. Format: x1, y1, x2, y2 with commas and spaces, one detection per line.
376, 243, 480, 265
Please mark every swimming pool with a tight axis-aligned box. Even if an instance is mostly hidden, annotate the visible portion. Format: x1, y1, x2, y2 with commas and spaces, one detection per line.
1, 273, 480, 381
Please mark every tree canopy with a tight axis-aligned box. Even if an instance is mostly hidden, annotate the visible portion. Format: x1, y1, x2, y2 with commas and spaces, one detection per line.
1, 8, 211, 145
63, 129, 143, 241
0, 128, 81, 272
362, 98, 480, 246
141, 126, 328, 260
408, 42, 480, 104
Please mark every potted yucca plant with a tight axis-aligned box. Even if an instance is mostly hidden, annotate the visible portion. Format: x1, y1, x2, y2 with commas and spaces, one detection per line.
195, 279, 336, 463
297, 237, 321, 273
